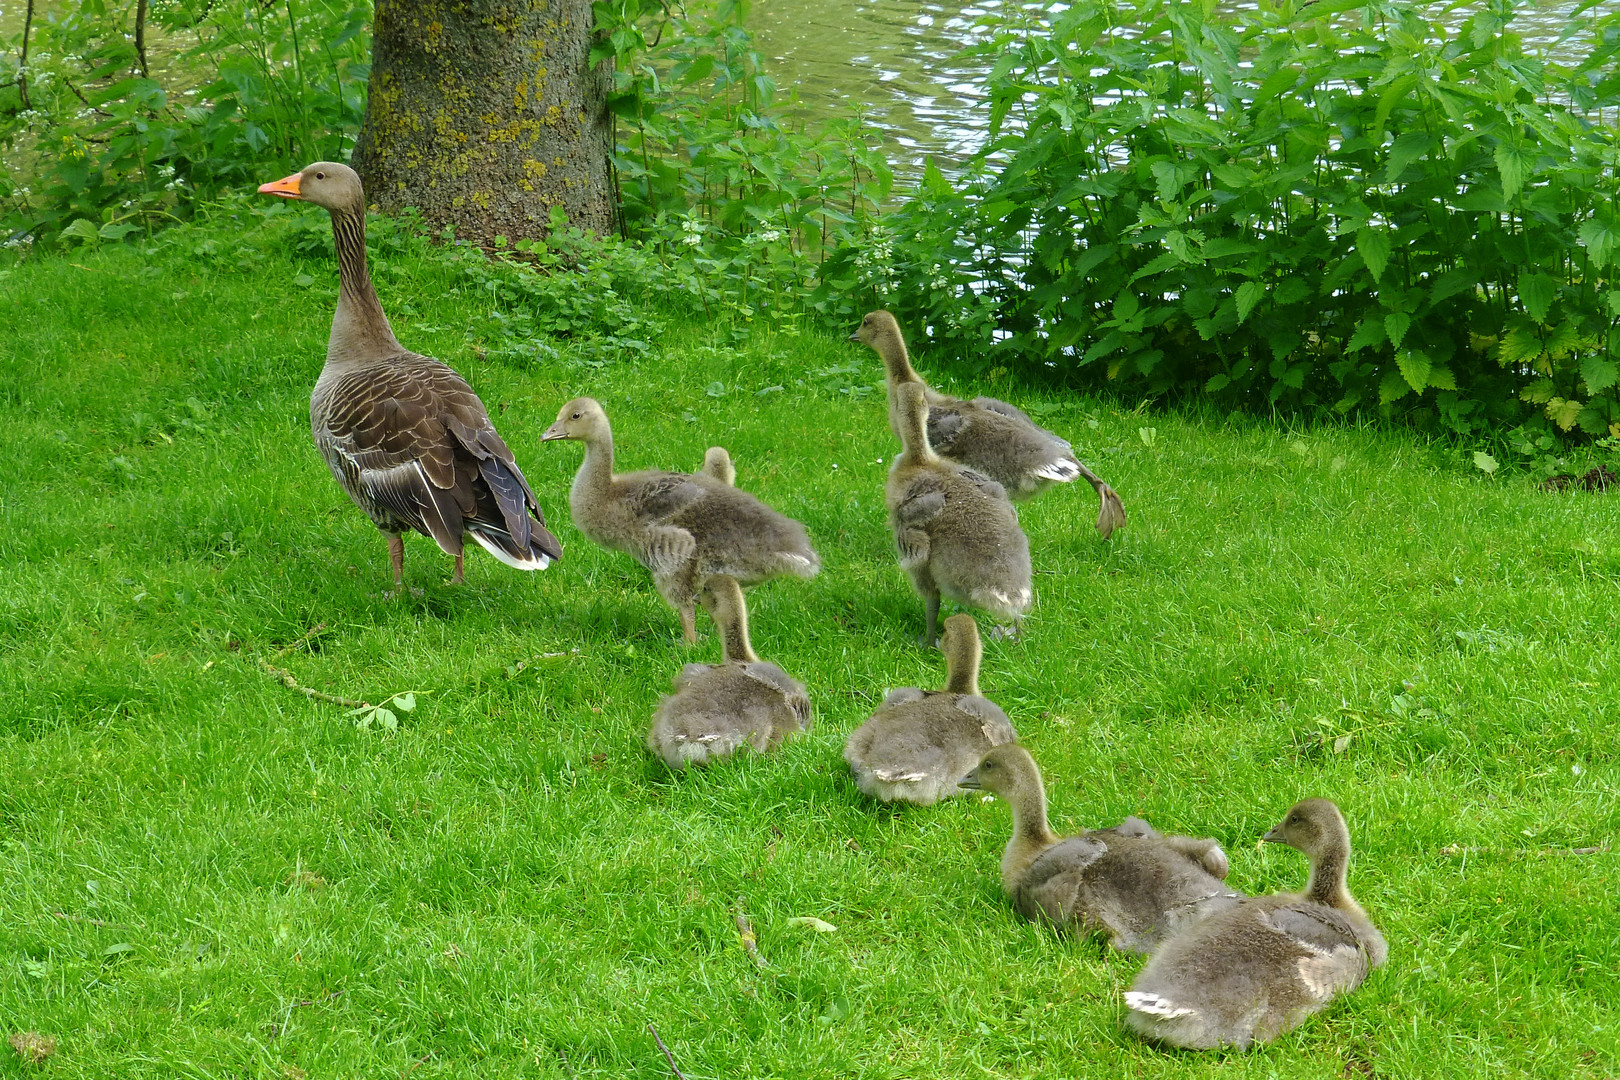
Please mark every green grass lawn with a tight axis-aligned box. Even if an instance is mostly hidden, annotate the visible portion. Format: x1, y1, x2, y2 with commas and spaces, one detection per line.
1, 220, 1617, 1079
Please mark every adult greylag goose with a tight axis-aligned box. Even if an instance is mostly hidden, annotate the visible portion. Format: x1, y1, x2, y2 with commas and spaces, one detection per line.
541, 398, 819, 642
851, 310, 1126, 537
258, 162, 561, 588
843, 614, 1017, 805
886, 381, 1031, 643
1125, 798, 1387, 1049
647, 575, 811, 769
960, 744, 1243, 953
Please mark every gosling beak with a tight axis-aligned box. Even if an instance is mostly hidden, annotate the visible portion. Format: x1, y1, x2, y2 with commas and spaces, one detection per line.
539, 423, 569, 442
1260, 824, 1286, 846
846, 331, 861, 343
258, 172, 303, 199
957, 768, 982, 790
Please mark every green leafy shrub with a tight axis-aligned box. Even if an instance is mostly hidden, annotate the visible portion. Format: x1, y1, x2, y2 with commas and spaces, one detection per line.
875, 0, 1620, 443
0, 0, 369, 245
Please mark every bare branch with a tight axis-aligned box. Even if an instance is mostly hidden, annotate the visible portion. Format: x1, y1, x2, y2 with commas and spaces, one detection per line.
257, 659, 374, 709
646, 1024, 688, 1080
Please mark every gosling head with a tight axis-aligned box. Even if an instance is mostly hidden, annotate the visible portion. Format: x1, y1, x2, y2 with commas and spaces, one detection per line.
1261, 798, 1348, 860
258, 161, 365, 215
541, 397, 610, 443
703, 446, 735, 485
958, 742, 1039, 797
848, 310, 905, 350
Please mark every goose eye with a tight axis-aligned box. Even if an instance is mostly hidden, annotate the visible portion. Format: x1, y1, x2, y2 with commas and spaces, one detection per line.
315, 171, 325, 180
571, 412, 582, 420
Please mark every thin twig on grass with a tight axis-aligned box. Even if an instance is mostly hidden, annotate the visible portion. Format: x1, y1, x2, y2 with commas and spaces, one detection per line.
556, 1048, 576, 1078
275, 622, 330, 656
734, 898, 765, 969
257, 659, 374, 710
505, 649, 580, 678
646, 1024, 688, 1080
400, 1050, 433, 1078
1440, 843, 1607, 858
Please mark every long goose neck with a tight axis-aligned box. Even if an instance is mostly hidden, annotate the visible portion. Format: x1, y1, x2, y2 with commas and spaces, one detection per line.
1305, 838, 1352, 907
895, 391, 938, 467
573, 425, 616, 500
877, 332, 923, 388
942, 640, 980, 696
1007, 773, 1056, 848
327, 207, 401, 364
712, 582, 759, 663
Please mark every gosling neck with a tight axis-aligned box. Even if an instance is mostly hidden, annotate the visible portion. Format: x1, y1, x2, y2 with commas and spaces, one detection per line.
942, 639, 980, 696
874, 330, 923, 388
1000, 769, 1059, 888
571, 423, 616, 501
1304, 837, 1352, 908
326, 206, 402, 366
894, 392, 938, 467
710, 583, 759, 663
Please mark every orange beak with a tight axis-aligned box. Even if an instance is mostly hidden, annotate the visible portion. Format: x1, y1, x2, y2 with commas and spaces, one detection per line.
258, 172, 303, 199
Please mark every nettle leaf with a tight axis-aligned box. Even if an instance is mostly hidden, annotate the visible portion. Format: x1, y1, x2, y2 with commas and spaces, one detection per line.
1495, 141, 1534, 201
1380, 370, 1412, 404
1205, 373, 1231, 393
1398, 349, 1432, 393
1384, 311, 1412, 349
1473, 450, 1499, 474
1579, 216, 1620, 268
1235, 281, 1266, 324
1347, 316, 1387, 354
1427, 364, 1457, 391
1517, 271, 1557, 324
1385, 131, 1435, 182
1519, 378, 1556, 404
1581, 355, 1619, 393
1545, 397, 1584, 431
1544, 321, 1584, 361
1357, 227, 1391, 282
1498, 323, 1545, 368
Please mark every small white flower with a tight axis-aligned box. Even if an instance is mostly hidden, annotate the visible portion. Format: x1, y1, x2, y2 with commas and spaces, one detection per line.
157, 163, 176, 179
758, 228, 781, 244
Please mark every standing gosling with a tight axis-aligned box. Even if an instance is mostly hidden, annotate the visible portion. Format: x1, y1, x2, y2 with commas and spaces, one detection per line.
844, 614, 1017, 805
886, 381, 1032, 643
960, 744, 1242, 953
647, 575, 811, 770
851, 310, 1125, 536
1124, 798, 1387, 1050
541, 398, 819, 642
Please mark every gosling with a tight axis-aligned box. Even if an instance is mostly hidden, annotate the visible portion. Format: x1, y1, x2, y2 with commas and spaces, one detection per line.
844, 614, 1017, 805
961, 744, 1242, 952
1124, 798, 1387, 1050
647, 575, 811, 770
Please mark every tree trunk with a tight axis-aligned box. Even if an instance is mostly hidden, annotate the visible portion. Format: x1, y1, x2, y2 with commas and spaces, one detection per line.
351, 0, 614, 247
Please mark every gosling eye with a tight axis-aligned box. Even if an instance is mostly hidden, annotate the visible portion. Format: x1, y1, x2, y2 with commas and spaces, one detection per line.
570, 411, 582, 420
315, 171, 326, 180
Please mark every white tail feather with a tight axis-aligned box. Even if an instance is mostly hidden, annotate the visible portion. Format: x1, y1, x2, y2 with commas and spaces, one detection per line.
466, 529, 552, 571
1033, 458, 1081, 482
1123, 992, 1194, 1019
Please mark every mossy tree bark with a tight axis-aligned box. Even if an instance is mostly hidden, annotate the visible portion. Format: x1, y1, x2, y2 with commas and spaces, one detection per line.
351, 0, 614, 247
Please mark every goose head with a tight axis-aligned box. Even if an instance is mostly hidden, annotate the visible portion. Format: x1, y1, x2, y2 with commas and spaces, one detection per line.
848, 310, 905, 350
1262, 798, 1348, 860
258, 161, 365, 214
541, 397, 611, 443
958, 742, 1040, 797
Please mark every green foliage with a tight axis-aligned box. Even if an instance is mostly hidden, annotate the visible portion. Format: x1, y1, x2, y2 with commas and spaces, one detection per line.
594, 0, 895, 322
874, 0, 1620, 443
0, 0, 370, 245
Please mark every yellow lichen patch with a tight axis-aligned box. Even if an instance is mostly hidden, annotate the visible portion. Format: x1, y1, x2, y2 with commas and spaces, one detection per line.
513, 78, 528, 109
424, 21, 444, 52
471, 190, 493, 210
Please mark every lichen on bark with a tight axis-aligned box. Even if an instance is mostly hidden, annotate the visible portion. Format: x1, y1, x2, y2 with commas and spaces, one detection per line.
351, 0, 614, 246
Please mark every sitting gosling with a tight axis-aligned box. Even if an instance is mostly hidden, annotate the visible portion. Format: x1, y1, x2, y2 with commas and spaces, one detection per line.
1124, 798, 1387, 1050
647, 575, 811, 770
844, 614, 1017, 805
541, 398, 819, 642
887, 381, 1032, 643
960, 744, 1243, 953
851, 310, 1125, 537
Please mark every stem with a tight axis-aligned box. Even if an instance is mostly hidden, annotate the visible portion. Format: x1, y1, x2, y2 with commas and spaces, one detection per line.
18, 0, 35, 110
134, 0, 150, 77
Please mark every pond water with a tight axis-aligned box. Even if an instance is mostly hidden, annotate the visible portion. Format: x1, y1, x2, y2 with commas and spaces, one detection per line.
748, 0, 1599, 176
